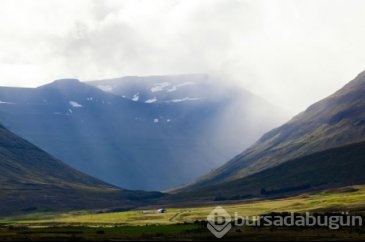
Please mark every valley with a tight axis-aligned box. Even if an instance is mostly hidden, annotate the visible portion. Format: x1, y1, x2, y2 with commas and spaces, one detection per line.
0, 75, 288, 191
1, 1, 364, 240
0, 71, 365, 240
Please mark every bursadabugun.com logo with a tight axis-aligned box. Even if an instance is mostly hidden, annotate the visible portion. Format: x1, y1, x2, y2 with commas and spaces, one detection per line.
207, 206, 363, 239
207, 206, 232, 238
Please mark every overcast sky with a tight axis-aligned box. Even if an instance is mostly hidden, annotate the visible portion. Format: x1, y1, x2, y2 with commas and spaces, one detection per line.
1, 0, 365, 113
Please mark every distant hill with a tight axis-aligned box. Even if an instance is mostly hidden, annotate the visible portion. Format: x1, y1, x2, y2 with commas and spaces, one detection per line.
0, 124, 161, 215
180, 70, 365, 192
0, 75, 288, 190
168, 141, 365, 201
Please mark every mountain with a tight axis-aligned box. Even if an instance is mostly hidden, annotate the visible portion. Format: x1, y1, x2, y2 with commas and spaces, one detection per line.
88, 74, 289, 156
180, 70, 365, 192
0, 123, 161, 215
169, 141, 365, 201
0, 75, 288, 191
88, 74, 239, 104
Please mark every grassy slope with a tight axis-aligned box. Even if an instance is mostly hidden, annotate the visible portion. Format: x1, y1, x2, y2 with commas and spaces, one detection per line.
0, 124, 162, 215
1, 185, 365, 226
0, 124, 113, 189
170, 141, 365, 200
182, 71, 365, 191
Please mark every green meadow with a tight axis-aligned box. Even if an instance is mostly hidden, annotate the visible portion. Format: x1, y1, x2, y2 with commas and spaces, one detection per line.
2, 185, 365, 226
0, 185, 364, 241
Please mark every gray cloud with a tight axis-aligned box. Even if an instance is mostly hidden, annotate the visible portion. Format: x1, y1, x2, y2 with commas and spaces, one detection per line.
1, 0, 365, 113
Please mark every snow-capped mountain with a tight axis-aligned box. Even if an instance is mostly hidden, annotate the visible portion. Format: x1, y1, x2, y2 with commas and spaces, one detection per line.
0, 75, 288, 191
88, 74, 232, 104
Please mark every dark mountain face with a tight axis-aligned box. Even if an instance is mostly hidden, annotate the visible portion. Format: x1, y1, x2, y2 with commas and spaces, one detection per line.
0, 123, 110, 189
0, 76, 288, 191
0, 124, 161, 215
181, 71, 365, 192
168, 141, 365, 202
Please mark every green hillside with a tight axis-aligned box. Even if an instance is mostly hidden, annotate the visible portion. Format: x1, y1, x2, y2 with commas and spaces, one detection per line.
182, 71, 365, 191
170, 141, 365, 201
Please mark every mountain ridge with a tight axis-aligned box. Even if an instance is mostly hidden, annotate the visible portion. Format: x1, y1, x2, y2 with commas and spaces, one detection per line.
179, 70, 365, 192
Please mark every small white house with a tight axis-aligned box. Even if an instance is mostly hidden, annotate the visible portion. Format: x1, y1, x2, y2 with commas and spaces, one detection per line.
157, 208, 167, 214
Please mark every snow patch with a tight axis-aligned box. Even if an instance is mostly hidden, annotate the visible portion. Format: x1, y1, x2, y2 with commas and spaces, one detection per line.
151, 82, 170, 92
166, 82, 196, 92
132, 93, 140, 102
0, 100, 15, 105
97, 85, 113, 92
69, 101, 83, 108
168, 97, 203, 103
176, 82, 196, 88
145, 97, 157, 103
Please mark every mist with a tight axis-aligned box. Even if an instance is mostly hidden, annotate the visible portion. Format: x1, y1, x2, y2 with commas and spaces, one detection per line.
1, 0, 365, 113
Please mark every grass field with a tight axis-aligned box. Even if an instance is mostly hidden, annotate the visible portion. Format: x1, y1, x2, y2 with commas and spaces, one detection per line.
1, 185, 365, 226
0, 185, 364, 240
1, 224, 364, 241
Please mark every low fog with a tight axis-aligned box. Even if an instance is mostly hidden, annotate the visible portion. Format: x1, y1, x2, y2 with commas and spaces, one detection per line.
1, 0, 365, 113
